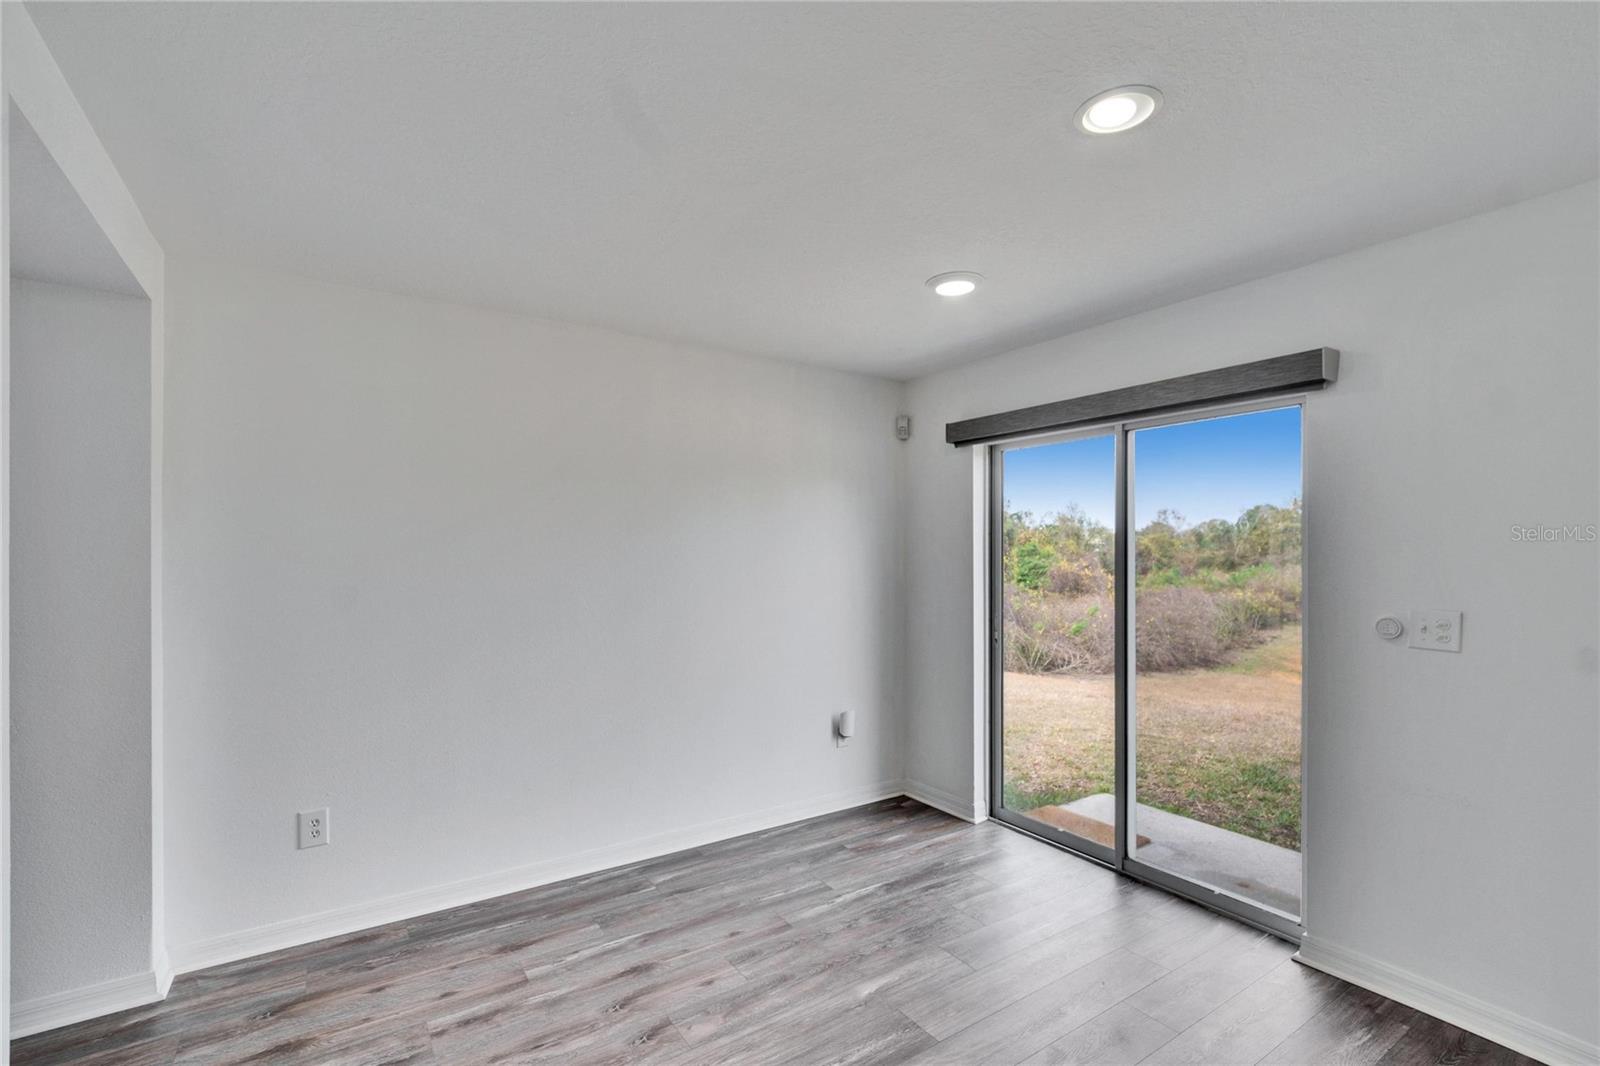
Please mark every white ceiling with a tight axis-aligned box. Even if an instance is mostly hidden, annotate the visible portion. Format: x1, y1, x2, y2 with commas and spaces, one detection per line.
8, 102, 143, 297
27, 2, 1599, 378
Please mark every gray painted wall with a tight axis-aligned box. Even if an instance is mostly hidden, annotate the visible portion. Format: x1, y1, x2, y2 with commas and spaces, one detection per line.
161, 260, 906, 960
10, 277, 152, 1000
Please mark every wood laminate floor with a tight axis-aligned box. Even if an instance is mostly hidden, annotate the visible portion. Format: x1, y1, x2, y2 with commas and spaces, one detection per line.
12, 799, 1536, 1066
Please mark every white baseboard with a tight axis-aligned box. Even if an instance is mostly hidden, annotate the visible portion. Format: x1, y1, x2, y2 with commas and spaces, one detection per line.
172, 779, 909, 974
1295, 935, 1599, 1066
153, 948, 174, 998
11, 969, 165, 1040
903, 778, 984, 823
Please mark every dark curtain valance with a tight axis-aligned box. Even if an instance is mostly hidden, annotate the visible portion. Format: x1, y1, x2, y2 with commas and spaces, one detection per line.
945, 348, 1340, 447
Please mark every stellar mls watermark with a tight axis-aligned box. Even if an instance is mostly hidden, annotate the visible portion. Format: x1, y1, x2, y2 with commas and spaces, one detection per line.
1510, 523, 1598, 542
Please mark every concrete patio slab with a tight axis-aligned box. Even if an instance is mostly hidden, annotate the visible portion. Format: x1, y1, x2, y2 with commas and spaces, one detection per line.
1057, 793, 1301, 916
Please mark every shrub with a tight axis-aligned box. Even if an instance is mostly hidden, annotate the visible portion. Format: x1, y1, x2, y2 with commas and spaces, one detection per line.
1134, 586, 1233, 671
1003, 588, 1114, 674
1219, 565, 1302, 635
1004, 565, 1302, 675
1002, 502, 1303, 675
1046, 554, 1108, 597
1141, 567, 1186, 589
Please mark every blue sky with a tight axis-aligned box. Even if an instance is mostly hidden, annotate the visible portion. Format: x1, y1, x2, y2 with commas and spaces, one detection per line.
1003, 406, 1301, 528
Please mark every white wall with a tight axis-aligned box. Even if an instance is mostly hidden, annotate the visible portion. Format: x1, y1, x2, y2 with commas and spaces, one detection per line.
5, 5, 169, 1043
1, 85, 12, 1057
9, 278, 152, 1002
902, 182, 1600, 1056
162, 260, 906, 964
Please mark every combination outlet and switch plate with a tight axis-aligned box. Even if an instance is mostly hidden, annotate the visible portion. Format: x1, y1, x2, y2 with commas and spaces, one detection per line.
298, 808, 330, 849
1408, 610, 1462, 653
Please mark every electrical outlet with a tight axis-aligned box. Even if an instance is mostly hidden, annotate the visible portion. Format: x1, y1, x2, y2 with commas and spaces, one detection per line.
298, 808, 330, 849
1408, 610, 1462, 653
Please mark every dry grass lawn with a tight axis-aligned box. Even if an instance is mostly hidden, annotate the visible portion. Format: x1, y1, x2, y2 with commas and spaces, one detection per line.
1003, 625, 1302, 848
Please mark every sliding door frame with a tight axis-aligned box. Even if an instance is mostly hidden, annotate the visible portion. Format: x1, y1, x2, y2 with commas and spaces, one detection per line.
987, 394, 1308, 943
987, 421, 1123, 866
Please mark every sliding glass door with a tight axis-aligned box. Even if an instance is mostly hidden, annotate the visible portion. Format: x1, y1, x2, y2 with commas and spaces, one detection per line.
991, 402, 1304, 934
992, 431, 1120, 860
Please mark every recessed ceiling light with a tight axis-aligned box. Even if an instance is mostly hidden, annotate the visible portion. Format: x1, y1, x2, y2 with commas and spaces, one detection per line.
1075, 86, 1162, 134
927, 271, 983, 297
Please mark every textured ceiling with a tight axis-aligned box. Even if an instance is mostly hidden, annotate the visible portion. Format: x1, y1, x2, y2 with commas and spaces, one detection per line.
27, 2, 1600, 378
8, 102, 143, 297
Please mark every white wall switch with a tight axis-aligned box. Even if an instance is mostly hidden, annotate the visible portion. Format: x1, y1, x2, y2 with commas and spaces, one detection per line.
1408, 610, 1462, 653
298, 807, 330, 849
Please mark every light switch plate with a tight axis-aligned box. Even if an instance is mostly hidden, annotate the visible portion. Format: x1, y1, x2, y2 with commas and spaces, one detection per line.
1408, 610, 1462, 653
298, 808, 330, 849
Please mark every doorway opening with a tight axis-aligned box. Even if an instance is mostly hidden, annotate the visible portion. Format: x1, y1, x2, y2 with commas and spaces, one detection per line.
990, 401, 1304, 935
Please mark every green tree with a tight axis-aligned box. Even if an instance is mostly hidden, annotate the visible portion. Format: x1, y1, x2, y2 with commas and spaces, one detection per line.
1135, 509, 1185, 575
1189, 518, 1237, 570
1012, 539, 1056, 590
1235, 500, 1301, 565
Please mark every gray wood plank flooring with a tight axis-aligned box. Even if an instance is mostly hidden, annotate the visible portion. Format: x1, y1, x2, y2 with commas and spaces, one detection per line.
10, 799, 1539, 1065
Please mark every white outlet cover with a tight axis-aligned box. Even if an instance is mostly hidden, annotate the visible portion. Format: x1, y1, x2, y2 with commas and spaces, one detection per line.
1408, 610, 1462, 653
298, 807, 330, 849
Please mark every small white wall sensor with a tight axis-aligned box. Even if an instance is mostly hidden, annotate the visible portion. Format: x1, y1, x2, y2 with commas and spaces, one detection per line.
895, 415, 912, 441
1375, 616, 1404, 640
